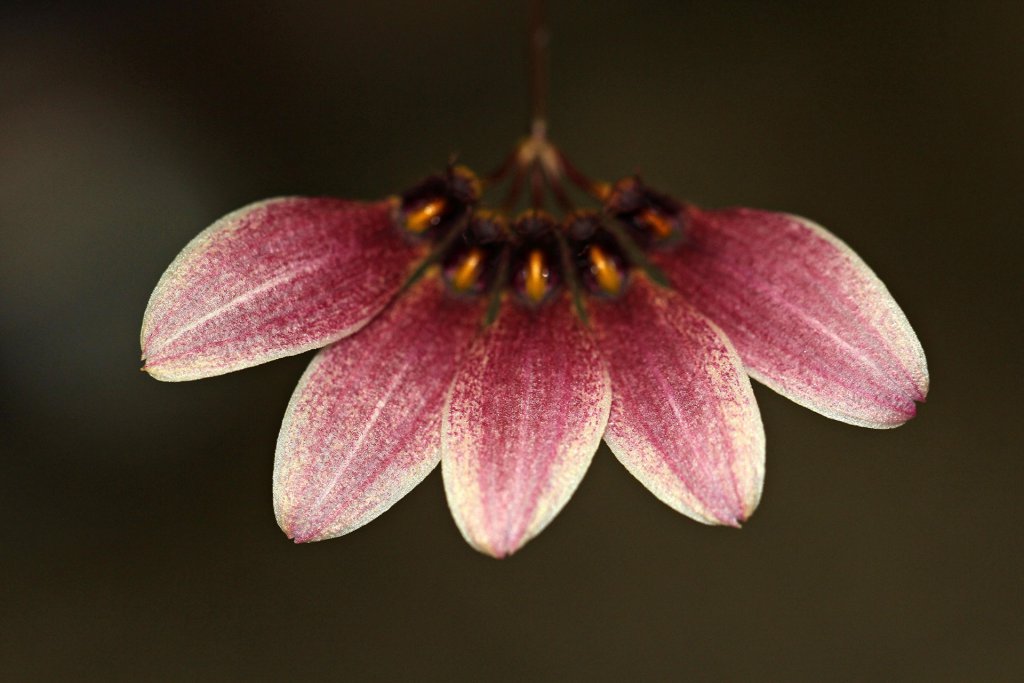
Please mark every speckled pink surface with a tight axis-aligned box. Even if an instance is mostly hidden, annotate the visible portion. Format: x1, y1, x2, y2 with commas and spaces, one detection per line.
140, 194, 930, 556
442, 298, 611, 557
274, 277, 484, 543
655, 207, 928, 427
142, 198, 420, 380
590, 278, 765, 526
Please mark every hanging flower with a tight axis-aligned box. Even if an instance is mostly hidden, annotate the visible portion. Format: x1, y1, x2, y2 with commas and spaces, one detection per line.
140, 124, 928, 557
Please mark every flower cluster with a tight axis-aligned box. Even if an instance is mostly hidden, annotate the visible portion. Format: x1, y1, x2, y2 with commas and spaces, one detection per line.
141, 131, 927, 557
393, 164, 681, 310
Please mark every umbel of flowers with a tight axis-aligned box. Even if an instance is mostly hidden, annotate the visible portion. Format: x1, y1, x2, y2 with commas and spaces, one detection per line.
141, 125, 927, 557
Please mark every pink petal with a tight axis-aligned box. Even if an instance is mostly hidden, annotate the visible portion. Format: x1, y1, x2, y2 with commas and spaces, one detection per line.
141, 198, 421, 381
442, 299, 611, 558
590, 278, 765, 526
654, 207, 928, 428
274, 277, 483, 543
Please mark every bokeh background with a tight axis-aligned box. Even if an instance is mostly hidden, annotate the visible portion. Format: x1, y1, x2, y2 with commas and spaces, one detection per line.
2, 1, 1021, 680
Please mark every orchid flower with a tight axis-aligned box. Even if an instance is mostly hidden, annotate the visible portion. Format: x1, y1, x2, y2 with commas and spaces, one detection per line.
140, 10, 927, 559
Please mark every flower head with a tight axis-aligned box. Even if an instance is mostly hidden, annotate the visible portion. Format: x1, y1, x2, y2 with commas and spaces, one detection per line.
141, 126, 927, 557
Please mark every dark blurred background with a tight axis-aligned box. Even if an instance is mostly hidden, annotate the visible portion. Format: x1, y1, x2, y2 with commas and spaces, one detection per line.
2, 1, 1021, 680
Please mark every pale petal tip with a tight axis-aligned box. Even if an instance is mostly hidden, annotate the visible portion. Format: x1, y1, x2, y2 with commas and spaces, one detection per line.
894, 360, 929, 416
908, 363, 929, 403
286, 522, 355, 544
715, 516, 744, 529
899, 400, 921, 423
728, 509, 751, 529
283, 524, 306, 543
139, 363, 172, 382
702, 505, 750, 529
275, 499, 356, 544
139, 358, 192, 383
275, 502, 326, 544
682, 475, 764, 528
870, 399, 921, 430
474, 545, 511, 560
451, 506, 539, 558
278, 517, 318, 544
465, 533, 528, 559
728, 498, 762, 528
140, 360, 166, 380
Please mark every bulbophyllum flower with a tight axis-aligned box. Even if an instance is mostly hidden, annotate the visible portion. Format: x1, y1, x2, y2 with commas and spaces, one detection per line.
141, 126, 927, 557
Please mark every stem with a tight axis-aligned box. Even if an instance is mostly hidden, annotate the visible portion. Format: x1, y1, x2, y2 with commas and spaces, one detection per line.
484, 247, 511, 326
399, 211, 472, 292
527, 0, 549, 130
530, 164, 545, 210
501, 165, 526, 211
600, 218, 670, 287
484, 148, 518, 183
555, 230, 590, 325
556, 149, 608, 199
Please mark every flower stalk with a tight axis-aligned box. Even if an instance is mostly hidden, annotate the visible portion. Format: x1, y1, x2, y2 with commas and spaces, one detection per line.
528, 0, 550, 131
